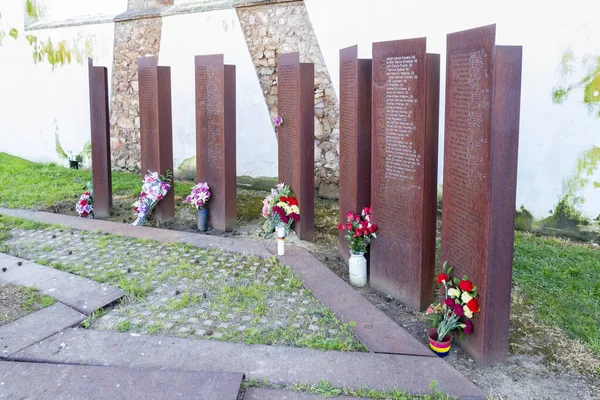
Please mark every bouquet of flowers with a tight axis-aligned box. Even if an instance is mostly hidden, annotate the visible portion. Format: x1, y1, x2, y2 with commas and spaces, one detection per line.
262, 183, 300, 238
426, 261, 480, 340
337, 207, 377, 254
132, 170, 172, 226
185, 182, 211, 209
76, 182, 93, 218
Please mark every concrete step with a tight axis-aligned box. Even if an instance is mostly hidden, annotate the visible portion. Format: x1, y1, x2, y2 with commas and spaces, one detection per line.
0, 361, 243, 399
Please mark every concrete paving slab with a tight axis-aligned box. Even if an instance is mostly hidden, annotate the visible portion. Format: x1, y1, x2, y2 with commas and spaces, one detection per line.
11, 329, 485, 399
244, 388, 367, 399
270, 245, 433, 357
0, 253, 124, 315
0, 208, 271, 257
0, 361, 243, 399
0, 303, 85, 359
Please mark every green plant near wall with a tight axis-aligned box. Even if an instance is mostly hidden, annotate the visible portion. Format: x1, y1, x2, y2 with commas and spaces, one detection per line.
25, 34, 94, 70
55, 127, 92, 168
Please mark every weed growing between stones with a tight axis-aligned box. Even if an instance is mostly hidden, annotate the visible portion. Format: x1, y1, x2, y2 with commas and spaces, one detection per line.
1, 221, 366, 352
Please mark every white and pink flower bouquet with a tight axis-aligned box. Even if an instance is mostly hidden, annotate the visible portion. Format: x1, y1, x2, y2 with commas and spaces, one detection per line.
132, 170, 172, 226
262, 183, 300, 238
273, 116, 283, 127
185, 182, 211, 209
75, 182, 93, 218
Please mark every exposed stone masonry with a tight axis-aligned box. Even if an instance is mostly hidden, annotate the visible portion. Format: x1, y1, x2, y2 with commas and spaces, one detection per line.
237, 1, 340, 198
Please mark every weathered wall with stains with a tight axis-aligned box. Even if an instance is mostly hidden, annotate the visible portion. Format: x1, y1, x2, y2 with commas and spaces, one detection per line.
0, 0, 118, 165
1, 0, 599, 239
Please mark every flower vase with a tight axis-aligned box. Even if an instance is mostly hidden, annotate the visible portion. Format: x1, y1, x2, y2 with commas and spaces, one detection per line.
427, 328, 452, 357
198, 208, 209, 232
348, 251, 367, 287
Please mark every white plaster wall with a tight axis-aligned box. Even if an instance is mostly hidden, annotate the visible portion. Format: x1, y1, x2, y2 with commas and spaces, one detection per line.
159, 9, 277, 178
306, 0, 600, 219
35, 0, 127, 22
0, 1, 115, 165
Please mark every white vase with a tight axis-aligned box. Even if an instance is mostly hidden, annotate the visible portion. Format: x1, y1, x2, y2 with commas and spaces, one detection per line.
349, 251, 367, 287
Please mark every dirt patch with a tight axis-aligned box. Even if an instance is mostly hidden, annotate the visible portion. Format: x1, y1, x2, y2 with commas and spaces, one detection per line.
0, 283, 54, 326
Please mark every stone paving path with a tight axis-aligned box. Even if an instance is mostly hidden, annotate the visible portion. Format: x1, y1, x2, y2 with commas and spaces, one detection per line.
4, 228, 364, 351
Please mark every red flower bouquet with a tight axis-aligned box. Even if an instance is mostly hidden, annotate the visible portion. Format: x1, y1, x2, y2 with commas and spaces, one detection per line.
337, 207, 377, 254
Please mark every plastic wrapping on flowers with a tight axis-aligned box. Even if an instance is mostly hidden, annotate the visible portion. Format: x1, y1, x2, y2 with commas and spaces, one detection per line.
185, 182, 211, 210
262, 183, 300, 238
132, 170, 172, 226
75, 182, 94, 218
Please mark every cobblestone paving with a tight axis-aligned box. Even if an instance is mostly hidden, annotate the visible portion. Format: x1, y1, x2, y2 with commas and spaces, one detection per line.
4, 228, 365, 351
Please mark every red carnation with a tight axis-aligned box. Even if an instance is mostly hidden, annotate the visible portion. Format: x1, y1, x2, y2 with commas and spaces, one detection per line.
79, 199, 87, 206
444, 298, 455, 307
346, 211, 354, 221
453, 304, 464, 317
464, 320, 473, 334
459, 280, 474, 292
467, 298, 480, 313
436, 273, 449, 284
288, 197, 299, 207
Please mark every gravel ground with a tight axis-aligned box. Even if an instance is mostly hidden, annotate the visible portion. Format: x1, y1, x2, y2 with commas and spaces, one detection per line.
3, 227, 365, 352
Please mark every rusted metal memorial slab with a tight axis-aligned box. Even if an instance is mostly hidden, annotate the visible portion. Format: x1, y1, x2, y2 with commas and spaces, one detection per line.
338, 46, 372, 264
195, 54, 236, 231
369, 39, 440, 310
277, 52, 314, 241
88, 58, 112, 218
441, 24, 522, 364
137, 56, 174, 223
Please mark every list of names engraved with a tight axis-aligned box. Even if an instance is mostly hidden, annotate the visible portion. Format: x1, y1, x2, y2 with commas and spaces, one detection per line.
374, 54, 422, 245
339, 58, 357, 203
278, 63, 298, 184
139, 66, 157, 171
445, 48, 491, 268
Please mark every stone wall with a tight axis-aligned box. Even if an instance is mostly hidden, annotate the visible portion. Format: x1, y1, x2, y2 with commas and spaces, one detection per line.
236, 1, 340, 198
109, 17, 163, 171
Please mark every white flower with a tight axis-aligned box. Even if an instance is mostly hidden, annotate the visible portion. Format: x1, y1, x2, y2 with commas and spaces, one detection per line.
461, 291, 473, 304
463, 306, 473, 318
448, 288, 460, 298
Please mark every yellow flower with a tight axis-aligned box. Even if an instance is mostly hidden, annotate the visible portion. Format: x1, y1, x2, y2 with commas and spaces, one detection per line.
290, 205, 300, 214
461, 291, 473, 304
463, 305, 473, 318
448, 288, 460, 298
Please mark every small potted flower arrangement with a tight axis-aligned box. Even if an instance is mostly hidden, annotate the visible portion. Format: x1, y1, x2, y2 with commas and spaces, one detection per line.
425, 261, 480, 357
75, 182, 93, 218
186, 182, 211, 232
262, 183, 300, 238
132, 170, 172, 226
337, 207, 377, 287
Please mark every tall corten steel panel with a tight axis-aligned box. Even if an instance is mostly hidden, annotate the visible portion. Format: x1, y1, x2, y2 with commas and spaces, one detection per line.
138, 56, 174, 223
195, 54, 237, 232
277, 52, 314, 241
338, 46, 372, 264
369, 38, 440, 310
88, 58, 112, 218
441, 24, 522, 364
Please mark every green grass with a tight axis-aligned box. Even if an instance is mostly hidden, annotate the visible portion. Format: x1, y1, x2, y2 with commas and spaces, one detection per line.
20, 286, 55, 312
513, 232, 600, 355
0, 152, 196, 208
244, 379, 453, 399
